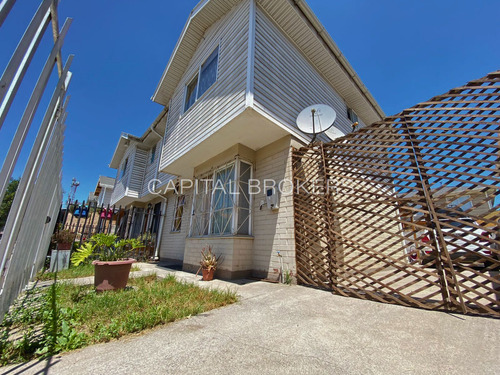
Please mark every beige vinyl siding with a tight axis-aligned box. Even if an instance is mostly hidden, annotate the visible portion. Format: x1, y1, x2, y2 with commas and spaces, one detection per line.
159, 0, 249, 171
252, 136, 296, 279
253, 6, 364, 137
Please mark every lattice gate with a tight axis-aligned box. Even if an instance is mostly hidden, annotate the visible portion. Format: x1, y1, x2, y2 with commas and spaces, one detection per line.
292, 71, 500, 317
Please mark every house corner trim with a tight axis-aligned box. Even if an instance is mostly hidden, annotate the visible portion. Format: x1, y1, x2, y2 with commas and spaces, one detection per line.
245, 0, 256, 108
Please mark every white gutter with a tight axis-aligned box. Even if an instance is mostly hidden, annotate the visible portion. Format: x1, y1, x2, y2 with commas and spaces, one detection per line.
291, 0, 385, 119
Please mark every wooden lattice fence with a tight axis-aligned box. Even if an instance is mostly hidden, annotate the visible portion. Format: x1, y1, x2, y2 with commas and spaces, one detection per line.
292, 71, 500, 317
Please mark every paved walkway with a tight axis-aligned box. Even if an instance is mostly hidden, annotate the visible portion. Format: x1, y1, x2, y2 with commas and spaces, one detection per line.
2, 263, 499, 374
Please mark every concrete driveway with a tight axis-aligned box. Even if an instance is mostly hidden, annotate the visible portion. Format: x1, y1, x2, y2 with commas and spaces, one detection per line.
2, 264, 499, 374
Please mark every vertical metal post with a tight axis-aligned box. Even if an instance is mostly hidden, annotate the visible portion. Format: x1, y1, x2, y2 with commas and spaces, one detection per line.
0, 56, 73, 283
0, 19, 71, 203
0, 0, 53, 130
0, 0, 17, 27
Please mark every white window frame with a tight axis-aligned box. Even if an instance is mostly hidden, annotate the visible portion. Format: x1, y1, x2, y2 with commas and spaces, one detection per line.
183, 45, 219, 114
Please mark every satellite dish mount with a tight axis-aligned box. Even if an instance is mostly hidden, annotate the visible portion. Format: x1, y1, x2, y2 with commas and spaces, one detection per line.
296, 104, 337, 143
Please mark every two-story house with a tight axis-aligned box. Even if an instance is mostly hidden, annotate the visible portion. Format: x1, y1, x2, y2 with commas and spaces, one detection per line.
110, 0, 384, 279
91, 176, 115, 207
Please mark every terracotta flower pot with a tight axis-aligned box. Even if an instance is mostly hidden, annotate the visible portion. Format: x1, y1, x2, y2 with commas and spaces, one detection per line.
202, 268, 215, 281
92, 259, 136, 292
56, 243, 72, 250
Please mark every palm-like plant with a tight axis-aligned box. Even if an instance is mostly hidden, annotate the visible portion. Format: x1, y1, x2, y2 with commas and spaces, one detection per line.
71, 234, 144, 266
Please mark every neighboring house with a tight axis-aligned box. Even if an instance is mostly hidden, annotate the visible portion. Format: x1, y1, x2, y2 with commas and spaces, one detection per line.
109, 109, 171, 245
87, 192, 97, 204
110, 0, 384, 279
93, 176, 116, 207
402, 186, 496, 222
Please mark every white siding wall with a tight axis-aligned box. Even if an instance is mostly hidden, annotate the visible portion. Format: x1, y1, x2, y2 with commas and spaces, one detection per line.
159, 0, 249, 171
110, 144, 148, 205
110, 145, 136, 205
141, 139, 177, 197
253, 6, 365, 137
129, 148, 147, 198
98, 187, 113, 207
141, 141, 161, 197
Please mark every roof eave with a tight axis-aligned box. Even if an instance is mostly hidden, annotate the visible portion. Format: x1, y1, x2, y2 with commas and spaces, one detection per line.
293, 0, 385, 120
109, 133, 140, 169
152, 11, 196, 105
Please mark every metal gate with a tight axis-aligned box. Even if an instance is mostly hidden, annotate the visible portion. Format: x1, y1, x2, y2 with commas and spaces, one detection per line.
0, 0, 73, 320
292, 71, 500, 317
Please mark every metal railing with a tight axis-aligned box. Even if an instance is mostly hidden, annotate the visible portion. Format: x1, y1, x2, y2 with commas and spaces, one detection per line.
0, 0, 72, 320
56, 200, 164, 261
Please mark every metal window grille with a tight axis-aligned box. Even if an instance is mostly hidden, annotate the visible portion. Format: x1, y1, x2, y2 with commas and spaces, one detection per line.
190, 159, 252, 237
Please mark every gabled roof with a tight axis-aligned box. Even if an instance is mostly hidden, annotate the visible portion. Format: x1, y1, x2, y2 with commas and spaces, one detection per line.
93, 176, 115, 196
98, 176, 115, 188
109, 108, 168, 169
109, 133, 141, 169
152, 0, 384, 124
152, 0, 241, 106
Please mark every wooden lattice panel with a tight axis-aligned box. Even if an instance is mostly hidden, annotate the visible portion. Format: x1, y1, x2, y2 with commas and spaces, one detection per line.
292, 71, 500, 317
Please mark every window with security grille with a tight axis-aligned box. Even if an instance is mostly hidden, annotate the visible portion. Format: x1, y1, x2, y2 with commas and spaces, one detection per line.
172, 195, 186, 232
190, 159, 252, 237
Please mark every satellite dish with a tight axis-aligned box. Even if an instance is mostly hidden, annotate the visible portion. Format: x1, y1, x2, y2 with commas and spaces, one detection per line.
296, 104, 336, 135
325, 125, 346, 140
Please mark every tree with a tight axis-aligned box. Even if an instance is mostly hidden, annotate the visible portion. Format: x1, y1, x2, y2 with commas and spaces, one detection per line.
0, 178, 19, 231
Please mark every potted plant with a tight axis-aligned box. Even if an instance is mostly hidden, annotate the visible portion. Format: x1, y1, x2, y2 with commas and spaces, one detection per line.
71, 233, 144, 292
50, 229, 76, 272
138, 232, 156, 260
53, 229, 76, 250
196, 245, 221, 281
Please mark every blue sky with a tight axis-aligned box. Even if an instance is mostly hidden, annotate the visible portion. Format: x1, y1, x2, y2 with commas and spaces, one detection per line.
1, 0, 499, 203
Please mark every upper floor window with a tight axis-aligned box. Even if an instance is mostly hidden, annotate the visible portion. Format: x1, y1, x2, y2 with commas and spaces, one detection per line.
120, 157, 128, 179
150, 145, 156, 164
184, 46, 219, 112
347, 107, 358, 123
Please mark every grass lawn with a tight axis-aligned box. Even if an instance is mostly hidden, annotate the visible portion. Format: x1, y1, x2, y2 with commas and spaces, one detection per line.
36, 263, 140, 281
0, 275, 237, 365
